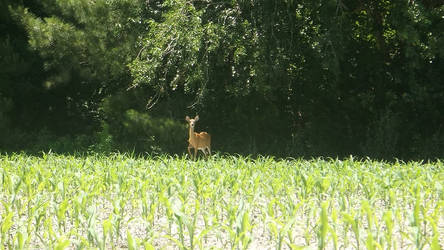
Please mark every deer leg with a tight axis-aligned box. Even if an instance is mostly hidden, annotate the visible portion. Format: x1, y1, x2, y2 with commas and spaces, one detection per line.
194, 147, 197, 161
188, 145, 192, 159
207, 147, 211, 156
201, 148, 209, 158
200, 148, 207, 158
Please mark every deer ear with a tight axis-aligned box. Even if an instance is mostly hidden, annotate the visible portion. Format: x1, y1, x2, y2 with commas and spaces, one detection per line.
194, 115, 199, 121
185, 116, 190, 122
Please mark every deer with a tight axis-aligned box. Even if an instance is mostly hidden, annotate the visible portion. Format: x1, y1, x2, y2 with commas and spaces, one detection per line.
185, 115, 211, 160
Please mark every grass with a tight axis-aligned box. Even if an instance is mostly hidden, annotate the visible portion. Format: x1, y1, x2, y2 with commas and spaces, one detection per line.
0, 153, 443, 249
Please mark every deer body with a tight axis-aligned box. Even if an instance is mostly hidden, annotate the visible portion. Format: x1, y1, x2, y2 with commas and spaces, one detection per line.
186, 115, 211, 160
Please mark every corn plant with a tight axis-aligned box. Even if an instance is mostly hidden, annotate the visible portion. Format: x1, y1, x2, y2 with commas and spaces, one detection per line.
0, 153, 442, 249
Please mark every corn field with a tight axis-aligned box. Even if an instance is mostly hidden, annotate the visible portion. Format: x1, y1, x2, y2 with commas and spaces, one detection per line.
0, 153, 443, 249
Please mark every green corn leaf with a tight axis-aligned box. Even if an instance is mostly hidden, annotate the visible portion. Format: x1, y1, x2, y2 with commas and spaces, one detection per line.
144, 241, 156, 250
16, 231, 25, 250
163, 234, 185, 249
319, 201, 329, 250
1, 212, 13, 234
127, 231, 136, 250
54, 236, 70, 250
103, 214, 113, 236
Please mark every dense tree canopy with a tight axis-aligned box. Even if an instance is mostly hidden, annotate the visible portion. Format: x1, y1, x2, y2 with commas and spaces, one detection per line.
1, 0, 443, 159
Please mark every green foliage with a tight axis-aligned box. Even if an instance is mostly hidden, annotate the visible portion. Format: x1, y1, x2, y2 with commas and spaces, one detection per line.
130, 0, 205, 93
0, 95, 13, 145
3, 0, 146, 137
128, 0, 444, 159
361, 110, 401, 158
119, 109, 187, 154
99, 90, 188, 154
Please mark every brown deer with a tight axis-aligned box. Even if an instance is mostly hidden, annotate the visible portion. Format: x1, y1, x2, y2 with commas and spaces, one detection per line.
185, 115, 211, 160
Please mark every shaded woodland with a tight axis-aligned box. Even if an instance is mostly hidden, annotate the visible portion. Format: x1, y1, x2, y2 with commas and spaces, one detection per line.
1, 0, 443, 159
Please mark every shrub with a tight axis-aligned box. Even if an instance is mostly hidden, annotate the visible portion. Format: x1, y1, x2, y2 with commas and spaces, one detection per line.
361, 110, 401, 159
104, 109, 187, 154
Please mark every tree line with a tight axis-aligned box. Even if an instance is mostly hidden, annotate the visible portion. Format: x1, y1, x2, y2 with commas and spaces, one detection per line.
1, 0, 443, 159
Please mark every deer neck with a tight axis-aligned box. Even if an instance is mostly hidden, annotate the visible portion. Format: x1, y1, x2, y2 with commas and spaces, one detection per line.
189, 126, 196, 141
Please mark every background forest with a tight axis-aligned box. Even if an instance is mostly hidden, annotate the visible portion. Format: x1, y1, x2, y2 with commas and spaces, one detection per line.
1, 0, 443, 159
